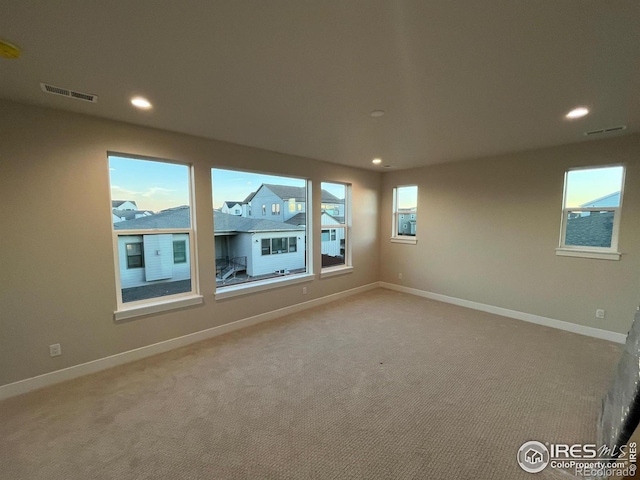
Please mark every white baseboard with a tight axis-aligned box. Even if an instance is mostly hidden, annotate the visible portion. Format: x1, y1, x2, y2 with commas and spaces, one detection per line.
0, 282, 379, 400
379, 282, 627, 345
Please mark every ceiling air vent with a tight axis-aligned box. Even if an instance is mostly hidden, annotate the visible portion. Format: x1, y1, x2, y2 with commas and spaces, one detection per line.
584, 125, 626, 136
40, 82, 98, 103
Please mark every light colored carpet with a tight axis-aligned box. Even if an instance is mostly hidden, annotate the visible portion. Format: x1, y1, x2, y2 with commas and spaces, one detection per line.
0, 289, 623, 479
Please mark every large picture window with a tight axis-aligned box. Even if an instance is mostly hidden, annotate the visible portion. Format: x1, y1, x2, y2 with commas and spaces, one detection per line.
557, 165, 625, 260
109, 155, 197, 309
212, 168, 309, 289
391, 185, 418, 244
320, 182, 350, 269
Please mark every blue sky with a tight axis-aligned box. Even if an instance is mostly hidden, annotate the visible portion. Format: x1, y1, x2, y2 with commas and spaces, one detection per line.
109, 156, 190, 212
565, 166, 624, 207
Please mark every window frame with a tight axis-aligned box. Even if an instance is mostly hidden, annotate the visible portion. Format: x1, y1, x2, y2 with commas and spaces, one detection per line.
391, 185, 418, 244
320, 181, 352, 277
109, 153, 202, 321
556, 165, 625, 261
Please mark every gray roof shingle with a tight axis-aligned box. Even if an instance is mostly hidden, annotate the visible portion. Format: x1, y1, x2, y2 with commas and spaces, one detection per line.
114, 207, 304, 233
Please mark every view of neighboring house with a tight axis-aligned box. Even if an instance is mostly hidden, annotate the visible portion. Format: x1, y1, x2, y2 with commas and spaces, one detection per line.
113, 206, 192, 290
112, 199, 153, 223
221, 201, 243, 216
320, 212, 345, 258
214, 211, 305, 281
579, 191, 620, 208
111, 182, 345, 292
565, 191, 620, 247
397, 207, 417, 236
245, 184, 343, 223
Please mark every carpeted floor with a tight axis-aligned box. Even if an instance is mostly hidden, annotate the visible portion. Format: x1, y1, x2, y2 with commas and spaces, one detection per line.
0, 289, 623, 479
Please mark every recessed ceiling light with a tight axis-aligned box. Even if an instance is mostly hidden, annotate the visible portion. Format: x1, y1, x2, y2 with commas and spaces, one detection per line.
372, 158, 382, 164
566, 107, 589, 119
131, 97, 152, 109
370, 110, 385, 118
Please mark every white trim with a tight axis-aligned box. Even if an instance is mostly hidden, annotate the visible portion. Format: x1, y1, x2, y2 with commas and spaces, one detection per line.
215, 273, 315, 300
390, 237, 418, 244
114, 294, 204, 321
555, 248, 621, 261
320, 265, 354, 278
0, 282, 379, 400
379, 282, 627, 344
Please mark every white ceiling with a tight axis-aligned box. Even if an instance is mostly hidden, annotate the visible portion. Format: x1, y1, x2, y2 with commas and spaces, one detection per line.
1, 1, 639, 170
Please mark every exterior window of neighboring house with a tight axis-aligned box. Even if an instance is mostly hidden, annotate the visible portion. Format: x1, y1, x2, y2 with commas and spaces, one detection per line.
320, 182, 350, 270
271, 237, 288, 253
392, 185, 418, 244
173, 240, 187, 263
260, 237, 298, 255
211, 168, 310, 293
109, 155, 196, 311
557, 165, 625, 260
234, 208, 240, 214
126, 242, 144, 269
297, 203, 302, 211
261, 239, 271, 256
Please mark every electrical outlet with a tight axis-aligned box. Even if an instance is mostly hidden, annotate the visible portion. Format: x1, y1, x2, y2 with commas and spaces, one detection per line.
302, 286, 308, 295
596, 309, 605, 319
49, 343, 62, 357
398, 273, 403, 279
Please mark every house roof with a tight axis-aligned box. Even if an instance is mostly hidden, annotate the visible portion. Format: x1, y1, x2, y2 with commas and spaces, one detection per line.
113, 206, 191, 229
112, 200, 137, 209
565, 211, 614, 248
285, 213, 306, 226
214, 211, 303, 234
260, 184, 343, 203
223, 201, 243, 208
579, 191, 621, 208
113, 206, 303, 233
242, 191, 256, 203
112, 209, 153, 221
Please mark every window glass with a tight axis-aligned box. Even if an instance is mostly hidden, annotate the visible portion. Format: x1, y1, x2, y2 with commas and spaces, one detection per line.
321, 182, 349, 269
560, 166, 625, 252
212, 168, 308, 287
109, 155, 194, 305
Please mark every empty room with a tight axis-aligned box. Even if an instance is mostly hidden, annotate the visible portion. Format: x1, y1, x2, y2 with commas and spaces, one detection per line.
1, 2, 640, 479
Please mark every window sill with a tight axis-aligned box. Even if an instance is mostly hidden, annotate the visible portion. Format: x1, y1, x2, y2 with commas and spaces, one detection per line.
114, 294, 204, 321
555, 248, 621, 261
320, 265, 353, 278
390, 236, 418, 244
215, 273, 315, 300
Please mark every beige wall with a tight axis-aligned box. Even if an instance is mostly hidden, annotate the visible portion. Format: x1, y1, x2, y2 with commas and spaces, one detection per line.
381, 134, 640, 335
0, 100, 381, 386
